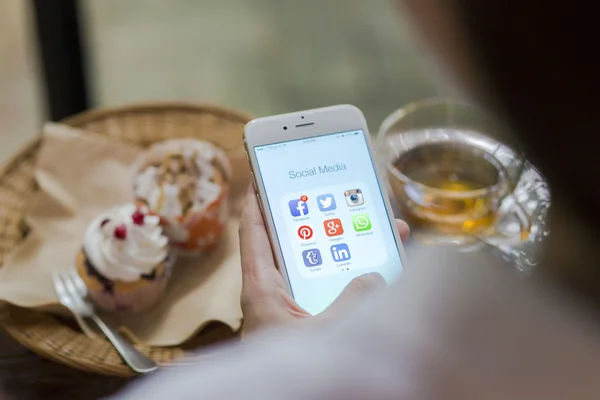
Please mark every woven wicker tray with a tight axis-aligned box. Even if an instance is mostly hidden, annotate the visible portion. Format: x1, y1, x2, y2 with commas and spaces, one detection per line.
0, 102, 252, 376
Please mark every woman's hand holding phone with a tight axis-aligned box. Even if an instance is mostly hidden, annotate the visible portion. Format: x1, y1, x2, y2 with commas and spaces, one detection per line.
239, 185, 410, 334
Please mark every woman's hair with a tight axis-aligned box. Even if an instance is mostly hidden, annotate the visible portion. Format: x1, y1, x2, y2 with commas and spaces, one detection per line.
452, 1, 600, 307
457, 1, 599, 228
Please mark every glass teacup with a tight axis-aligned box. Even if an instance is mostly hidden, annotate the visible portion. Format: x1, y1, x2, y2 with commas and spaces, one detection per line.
378, 98, 530, 245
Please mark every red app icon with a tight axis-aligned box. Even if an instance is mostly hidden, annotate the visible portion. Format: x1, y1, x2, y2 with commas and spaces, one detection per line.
323, 218, 344, 237
297, 224, 314, 240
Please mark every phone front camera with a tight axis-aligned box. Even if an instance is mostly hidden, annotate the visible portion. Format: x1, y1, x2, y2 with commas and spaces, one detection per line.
283, 126, 287, 130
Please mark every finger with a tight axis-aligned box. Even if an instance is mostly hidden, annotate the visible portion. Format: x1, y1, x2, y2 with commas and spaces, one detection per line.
320, 273, 386, 318
241, 184, 265, 227
395, 219, 410, 242
239, 185, 279, 286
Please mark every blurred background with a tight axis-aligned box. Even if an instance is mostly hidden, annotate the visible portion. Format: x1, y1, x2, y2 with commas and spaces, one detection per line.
1, 0, 438, 163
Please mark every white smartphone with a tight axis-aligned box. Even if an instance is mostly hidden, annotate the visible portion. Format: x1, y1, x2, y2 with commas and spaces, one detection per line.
244, 105, 406, 315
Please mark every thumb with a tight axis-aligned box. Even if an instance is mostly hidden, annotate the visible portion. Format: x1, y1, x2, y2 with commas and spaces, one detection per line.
320, 273, 386, 319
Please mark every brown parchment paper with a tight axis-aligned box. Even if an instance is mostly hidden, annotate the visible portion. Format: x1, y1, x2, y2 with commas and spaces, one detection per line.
0, 123, 243, 346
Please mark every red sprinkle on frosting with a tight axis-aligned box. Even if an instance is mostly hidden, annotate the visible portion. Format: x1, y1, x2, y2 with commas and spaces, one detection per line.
114, 224, 127, 240
132, 210, 145, 226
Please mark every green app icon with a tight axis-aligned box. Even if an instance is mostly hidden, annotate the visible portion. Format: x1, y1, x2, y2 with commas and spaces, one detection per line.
352, 214, 372, 232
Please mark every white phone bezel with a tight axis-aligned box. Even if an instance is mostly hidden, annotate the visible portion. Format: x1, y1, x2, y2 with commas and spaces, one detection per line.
243, 104, 407, 300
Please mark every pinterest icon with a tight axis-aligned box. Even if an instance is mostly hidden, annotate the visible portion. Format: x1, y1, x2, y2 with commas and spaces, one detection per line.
297, 224, 314, 241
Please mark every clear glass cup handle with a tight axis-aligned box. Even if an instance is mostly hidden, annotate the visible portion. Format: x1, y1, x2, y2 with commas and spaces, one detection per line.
511, 199, 531, 240
484, 194, 531, 243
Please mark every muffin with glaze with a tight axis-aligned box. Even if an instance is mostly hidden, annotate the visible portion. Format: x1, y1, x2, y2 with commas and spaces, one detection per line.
76, 204, 174, 313
132, 139, 230, 255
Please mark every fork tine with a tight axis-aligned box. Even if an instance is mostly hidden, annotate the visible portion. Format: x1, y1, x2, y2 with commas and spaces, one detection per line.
53, 271, 101, 340
52, 272, 69, 303
59, 271, 87, 309
68, 268, 88, 299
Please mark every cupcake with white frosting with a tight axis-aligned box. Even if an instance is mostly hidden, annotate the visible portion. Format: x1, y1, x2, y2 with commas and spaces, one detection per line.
132, 139, 231, 255
76, 204, 174, 313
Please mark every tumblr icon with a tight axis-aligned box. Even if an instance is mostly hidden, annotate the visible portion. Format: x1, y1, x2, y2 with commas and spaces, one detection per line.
302, 248, 322, 267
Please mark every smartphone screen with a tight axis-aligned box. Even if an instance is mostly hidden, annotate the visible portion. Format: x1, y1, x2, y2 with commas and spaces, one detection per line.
253, 130, 403, 315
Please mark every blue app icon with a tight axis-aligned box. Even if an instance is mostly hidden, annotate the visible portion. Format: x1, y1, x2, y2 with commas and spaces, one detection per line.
330, 243, 351, 262
316, 193, 337, 212
288, 199, 309, 217
302, 248, 323, 267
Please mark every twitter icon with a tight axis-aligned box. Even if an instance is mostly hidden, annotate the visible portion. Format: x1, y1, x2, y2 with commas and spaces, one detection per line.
316, 194, 337, 212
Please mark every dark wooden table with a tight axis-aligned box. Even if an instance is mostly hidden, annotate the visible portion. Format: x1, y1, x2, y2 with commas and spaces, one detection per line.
0, 331, 130, 399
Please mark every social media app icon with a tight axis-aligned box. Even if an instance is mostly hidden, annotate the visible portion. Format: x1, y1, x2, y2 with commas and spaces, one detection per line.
302, 248, 322, 267
323, 218, 344, 237
288, 198, 309, 217
344, 189, 364, 207
297, 224, 314, 240
330, 243, 351, 262
352, 214, 372, 232
317, 194, 337, 212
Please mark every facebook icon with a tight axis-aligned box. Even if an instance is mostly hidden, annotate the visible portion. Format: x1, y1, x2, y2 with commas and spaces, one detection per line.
302, 248, 322, 267
288, 199, 309, 217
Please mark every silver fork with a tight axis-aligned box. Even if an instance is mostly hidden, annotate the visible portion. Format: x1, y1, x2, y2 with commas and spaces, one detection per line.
52, 270, 158, 374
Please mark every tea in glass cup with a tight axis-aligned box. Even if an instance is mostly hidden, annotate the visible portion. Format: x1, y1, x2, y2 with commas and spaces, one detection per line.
379, 99, 530, 244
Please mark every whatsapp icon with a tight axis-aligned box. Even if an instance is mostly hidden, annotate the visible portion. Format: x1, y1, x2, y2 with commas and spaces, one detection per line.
352, 214, 372, 232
